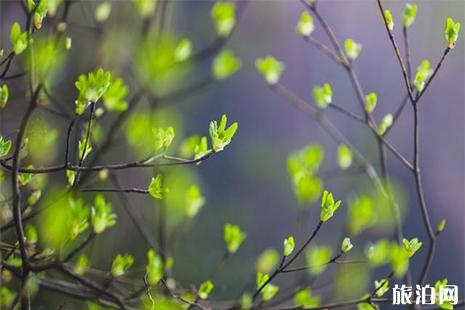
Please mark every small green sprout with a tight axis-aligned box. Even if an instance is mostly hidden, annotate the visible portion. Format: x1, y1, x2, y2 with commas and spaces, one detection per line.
78, 138, 92, 161
255, 56, 285, 85
366, 239, 390, 267
211, 1, 236, 37
0, 136, 12, 158
436, 219, 446, 235
341, 237, 353, 253
435, 278, 453, 309
198, 280, 214, 299
148, 174, 167, 199
348, 195, 374, 236
403, 3, 418, 28
0, 85, 9, 109
174, 39, 192, 62
337, 144, 353, 169
103, 78, 128, 112
185, 184, 206, 218
95, 2, 112, 22
27, 190, 42, 206
91, 195, 116, 234
256, 273, 279, 301
384, 9, 394, 31
25, 224, 38, 244
444, 17, 461, 48
294, 289, 320, 308
224, 223, 246, 254
389, 243, 410, 278
402, 237, 422, 257
0, 287, 16, 308
10, 22, 28, 55
296, 11, 315, 37
305, 245, 332, 275
66, 170, 76, 186
312, 83, 332, 108
414, 60, 433, 92
153, 126, 175, 152
255, 248, 279, 274
194, 136, 210, 160
111, 254, 134, 277
68, 197, 90, 240
365, 92, 377, 113
75, 68, 112, 115
146, 249, 163, 286
320, 190, 342, 222
283, 236, 295, 257
212, 49, 242, 80
374, 278, 390, 297
28, 0, 48, 29
378, 113, 393, 135
209, 114, 238, 152
344, 39, 362, 61
74, 254, 89, 275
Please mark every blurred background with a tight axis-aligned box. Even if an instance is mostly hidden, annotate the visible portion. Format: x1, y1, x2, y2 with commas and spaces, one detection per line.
1, 0, 464, 308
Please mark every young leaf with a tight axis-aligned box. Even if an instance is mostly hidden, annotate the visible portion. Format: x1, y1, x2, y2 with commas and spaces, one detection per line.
74, 254, 89, 275
91, 194, 116, 234
344, 39, 362, 61
283, 236, 295, 257
348, 195, 374, 235
211, 1, 236, 37
389, 243, 410, 278
413, 60, 433, 92
378, 113, 393, 135
341, 237, 353, 253
0, 84, 9, 109
10, 22, 28, 55
198, 280, 214, 299
312, 83, 332, 108
294, 289, 320, 308
148, 174, 167, 199
66, 170, 76, 186
296, 11, 314, 37
255, 248, 279, 274
305, 245, 332, 275
366, 239, 390, 267
364, 92, 377, 113
95, 2, 112, 22
78, 138, 92, 161
209, 114, 238, 152
28, 0, 48, 29
0, 136, 12, 158
402, 237, 422, 257
256, 273, 280, 302
212, 49, 242, 80
25, 224, 38, 244
153, 127, 175, 152
403, 3, 418, 28
185, 184, 206, 218
292, 173, 323, 206
337, 144, 353, 169
111, 254, 134, 277
174, 39, 192, 62
444, 17, 461, 48
255, 56, 285, 85
436, 219, 446, 235
384, 9, 394, 31
373, 278, 390, 297
75, 68, 112, 115
224, 223, 246, 254
146, 249, 164, 286
132, 0, 157, 18
435, 278, 453, 310
320, 190, 342, 222
103, 77, 128, 112
194, 136, 210, 160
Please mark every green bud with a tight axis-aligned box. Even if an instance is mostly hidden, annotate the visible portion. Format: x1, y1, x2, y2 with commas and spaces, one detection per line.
283, 236, 295, 257
365, 92, 377, 113
296, 11, 314, 37
255, 56, 285, 85
320, 190, 342, 222
0, 85, 9, 109
312, 83, 332, 108
403, 3, 418, 28
198, 280, 214, 299
344, 38, 362, 61
384, 9, 394, 31
341, 237, 353, 253
224, 223, 246, 254
444, 17, 461, 48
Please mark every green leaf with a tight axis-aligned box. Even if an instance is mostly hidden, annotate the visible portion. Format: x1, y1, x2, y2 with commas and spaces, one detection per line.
174, 38, 192, 62
0, 136, 12, 157
294, 289, 320, 308
148, 174, 167, 199
209, 114, 238, 152
212, 49, 242, 80
255, 248, 279, 274
312, 83, 332, 108
403, 3, 418, 28
240, 293, 253, 310
256, 273, 280, 302
103, 77, 128, 112
384, 9, 394, 31
91, 194, 116, 234
132, 0, 157, 18
78, 138, 92, 161
0, 84, 9, 109
292, 173, 323, 206
255, 56, 285, 85
194, 136, 210, 160
436, 219, 446, 235
28, 0, 48, 29
358, 295, 378, 310
283, 236, 295, 257
320, 190, 342, 222
198, 280, 214, 299
111, 254, 134, 277
10, 22, 28, 55
337, 144, 353, 169
25, 224, 38, 244
27, 190, 42, 206
413, 60, 433, 92
66, 170, 76, 186
364, 92, 377, 113
153, 126, 175, 152
345, 39, 362, 61
146, 249, 164, 286
0, 287, 16, 308
373, 278, 389, 297
389, 243, 410, 278
224, 223, 246, 254
402, 237, 422, 257
341, 237, 353, 253
211, 1, 236, 37
444, 17, 461, 48
296, 11, 314, 37
435, 278, 454, 310
95, 2, 112, 22
185, 184, 206, 218
305, 245, 332, 275
377, 113, 393, 135
366, 239, 390, 267
348, 195, 374, 235
75, 68, 112, 115
288, 144, 324, 175
74, 254, 89, 275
